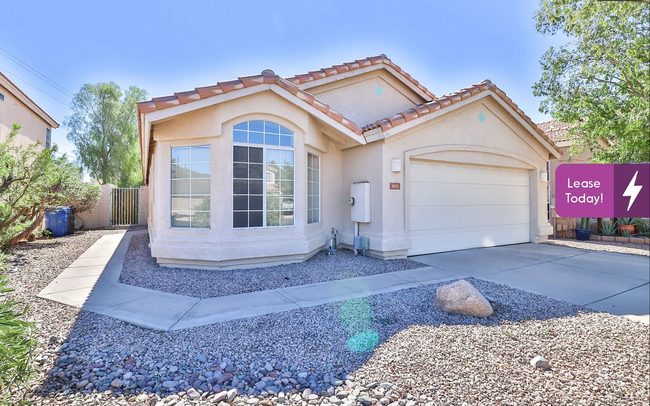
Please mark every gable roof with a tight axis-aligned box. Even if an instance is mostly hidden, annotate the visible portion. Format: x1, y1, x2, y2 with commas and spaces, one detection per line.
0, 71, 59, 128
362, 79, 560, 157
284, 54, 436, 101
537, 120, 576, 143
138, 72, 364, 135
138, 56, 560, 182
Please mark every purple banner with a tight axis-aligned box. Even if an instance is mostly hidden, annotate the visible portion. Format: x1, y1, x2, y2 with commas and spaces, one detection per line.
555, 163, 649, 218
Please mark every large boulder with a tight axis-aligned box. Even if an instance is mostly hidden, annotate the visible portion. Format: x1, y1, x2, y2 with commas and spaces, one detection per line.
434, 280, 494, 317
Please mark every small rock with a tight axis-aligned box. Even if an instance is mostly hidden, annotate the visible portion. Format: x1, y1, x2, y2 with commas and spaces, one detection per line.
212, 391, 228, 403
76, 380, 89, 389
136, 394, 149, 403
111, 379, 123, 388
198, 354, 208, 363
247, 398, 260, 405
265, 362, 274, 372
227, 388, 238, 401
359, 396, 375, 405
187, 388, 201, 400
530, 356, 552, 371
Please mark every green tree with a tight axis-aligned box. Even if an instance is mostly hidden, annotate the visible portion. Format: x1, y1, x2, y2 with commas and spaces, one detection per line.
65, 82, 147, 186
0, 124, 100, 249
533, 0, 649, 163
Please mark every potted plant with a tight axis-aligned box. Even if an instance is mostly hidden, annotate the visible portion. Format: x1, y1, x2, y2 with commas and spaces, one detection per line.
575, 217, 592, 241
617, 218, 636, 235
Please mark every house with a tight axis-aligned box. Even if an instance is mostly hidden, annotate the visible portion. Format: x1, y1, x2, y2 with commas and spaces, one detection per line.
0, 71, 59, 149
137, 55, 561, 269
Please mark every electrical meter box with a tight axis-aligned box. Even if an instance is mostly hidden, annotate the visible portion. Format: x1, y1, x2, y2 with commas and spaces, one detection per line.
351, 182, 371, 223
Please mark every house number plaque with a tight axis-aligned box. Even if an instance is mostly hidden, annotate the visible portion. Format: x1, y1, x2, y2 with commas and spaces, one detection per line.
389, 183, 400, 190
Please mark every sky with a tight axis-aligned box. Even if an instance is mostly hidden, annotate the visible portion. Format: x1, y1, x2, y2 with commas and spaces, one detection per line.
1, 0, 569, 158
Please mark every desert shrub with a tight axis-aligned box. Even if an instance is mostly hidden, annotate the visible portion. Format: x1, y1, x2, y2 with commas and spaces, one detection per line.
0, 254, 37, 404
0, 124, 100, 248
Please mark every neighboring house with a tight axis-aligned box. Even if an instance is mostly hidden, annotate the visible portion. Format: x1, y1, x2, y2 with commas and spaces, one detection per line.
138, 55, 561, 269
0, 71, 59, 149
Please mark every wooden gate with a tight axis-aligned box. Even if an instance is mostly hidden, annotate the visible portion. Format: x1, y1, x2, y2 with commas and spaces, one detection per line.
110, 188, 140, 226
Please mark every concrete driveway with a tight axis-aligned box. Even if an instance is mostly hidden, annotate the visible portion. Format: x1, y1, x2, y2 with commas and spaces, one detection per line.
411, 243, 649, 322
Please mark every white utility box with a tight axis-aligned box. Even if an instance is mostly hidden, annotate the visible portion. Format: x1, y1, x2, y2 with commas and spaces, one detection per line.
351, 182, 371, 223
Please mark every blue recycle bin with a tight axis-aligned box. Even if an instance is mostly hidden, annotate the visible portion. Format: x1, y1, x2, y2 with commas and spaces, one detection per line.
44, 207, 70, 238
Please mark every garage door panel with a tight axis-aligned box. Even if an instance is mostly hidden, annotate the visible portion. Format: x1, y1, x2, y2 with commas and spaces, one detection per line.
408, 161, 530, 255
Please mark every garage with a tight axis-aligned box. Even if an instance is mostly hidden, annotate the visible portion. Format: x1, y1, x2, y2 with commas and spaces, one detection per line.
408, 160, 531, 255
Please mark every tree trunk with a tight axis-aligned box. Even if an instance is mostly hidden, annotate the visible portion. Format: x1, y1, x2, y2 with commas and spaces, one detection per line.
3, 208, 46, 249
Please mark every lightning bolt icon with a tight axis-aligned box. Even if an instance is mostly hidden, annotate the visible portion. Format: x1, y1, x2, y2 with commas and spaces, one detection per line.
623, 171, 642, 211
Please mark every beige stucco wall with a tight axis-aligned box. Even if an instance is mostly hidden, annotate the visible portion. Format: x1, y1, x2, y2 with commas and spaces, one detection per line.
77, 184, 113, 229
308, 70, 425, 126
144, 88, 555, 267
148, 91, 346, 269
76, 184, 150, 228
0, 83, 50, 149
339, 96, 553, 258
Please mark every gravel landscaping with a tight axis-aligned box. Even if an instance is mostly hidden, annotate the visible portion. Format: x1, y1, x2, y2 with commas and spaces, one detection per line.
544, 237, 650, 257
119, 234, 425, 298
3, 229, 649, 405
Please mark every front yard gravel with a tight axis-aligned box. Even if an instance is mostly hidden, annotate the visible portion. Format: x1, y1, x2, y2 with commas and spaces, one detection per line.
544, 237, 650, 257
4, 229, 648, 405
119, 234, 425, 298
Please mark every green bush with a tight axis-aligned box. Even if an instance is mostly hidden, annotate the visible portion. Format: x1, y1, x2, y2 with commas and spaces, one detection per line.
0, 123, 100, 249
0, 254, 37, 404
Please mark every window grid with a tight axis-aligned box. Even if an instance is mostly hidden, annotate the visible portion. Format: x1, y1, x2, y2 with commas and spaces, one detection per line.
171, 145, 211, 228
307, 153, 320, 224
45, 128, 51, 149
232, 121, 294, 229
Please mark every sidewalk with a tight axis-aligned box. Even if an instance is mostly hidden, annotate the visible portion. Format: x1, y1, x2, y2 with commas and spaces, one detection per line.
37, 230, 464, 331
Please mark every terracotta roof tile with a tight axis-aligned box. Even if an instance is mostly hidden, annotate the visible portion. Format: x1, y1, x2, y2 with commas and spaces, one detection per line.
152, 95, 179, 109
284, 54, 436, 100
196, 84, 223, 98
401, 109, 419, 122
218, 79, 245, 93
295, 73, 314, 84
538, 120, 576, 142
312, 99, 330, 114
175, 90, 201, 104
361, 79, 560, 153
239, 75, 265, 87
386, 113, 406, 127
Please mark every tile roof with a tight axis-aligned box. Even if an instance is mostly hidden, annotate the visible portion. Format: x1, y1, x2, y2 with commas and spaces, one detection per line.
362, 79, 559, 150
137, 73, 363, 135
537, 120, 577, 142
0, 71, 59, 128
284, 54, 436, 100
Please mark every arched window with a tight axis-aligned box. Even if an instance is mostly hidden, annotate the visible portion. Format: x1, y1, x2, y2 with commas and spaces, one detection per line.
232, 121, 294, 228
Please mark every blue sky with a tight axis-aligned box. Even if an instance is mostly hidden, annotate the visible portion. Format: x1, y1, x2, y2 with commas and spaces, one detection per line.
2, 0, 568, 157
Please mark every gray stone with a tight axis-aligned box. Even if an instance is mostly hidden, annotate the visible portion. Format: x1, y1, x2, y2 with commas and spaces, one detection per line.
163, 380, 178, 389
187, 388, 201, 400
246, 398, 260, 405
110, 378, 123, 388
212, 391, 228, 403
227, 388, 238, 401
198, 354, 208, 363
265, 362, 273, 372
434, 279, 494, 317
76, 380, 89, 389
530, 356, 551, 371
331, 379, 344, 386
359, 396, 375, 405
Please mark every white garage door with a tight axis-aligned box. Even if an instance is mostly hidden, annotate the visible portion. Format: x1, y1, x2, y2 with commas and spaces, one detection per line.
408, 161, 530, 255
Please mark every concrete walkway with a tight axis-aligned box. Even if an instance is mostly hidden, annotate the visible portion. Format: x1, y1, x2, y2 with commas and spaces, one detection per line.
38, 230, 650, 331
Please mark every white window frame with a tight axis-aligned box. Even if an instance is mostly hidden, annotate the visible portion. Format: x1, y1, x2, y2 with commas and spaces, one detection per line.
307, 152, 321, 224
232, 121, 295, 229
170, 144, 211, 229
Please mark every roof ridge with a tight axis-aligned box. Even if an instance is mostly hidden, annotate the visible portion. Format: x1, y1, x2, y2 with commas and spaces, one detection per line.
137, 73, 363, 135
283, 54, 436, 100
362, 79, 558, 151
